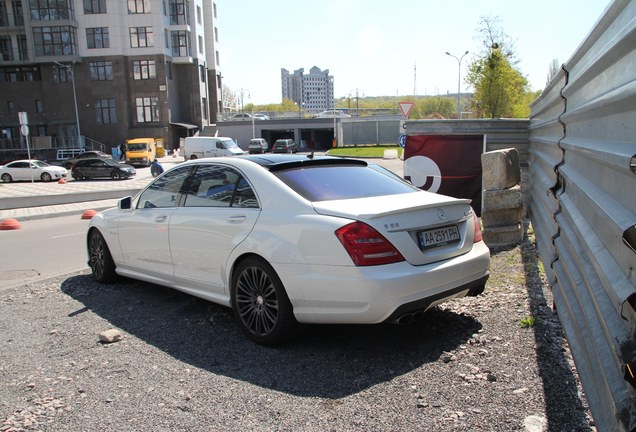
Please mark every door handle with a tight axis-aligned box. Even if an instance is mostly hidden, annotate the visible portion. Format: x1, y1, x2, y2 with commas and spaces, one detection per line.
155, 215, 167, 223
228, 215, 246, 223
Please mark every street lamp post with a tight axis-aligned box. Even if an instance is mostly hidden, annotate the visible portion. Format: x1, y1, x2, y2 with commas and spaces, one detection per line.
445, 51, 469, 119
54, 61, 81, 147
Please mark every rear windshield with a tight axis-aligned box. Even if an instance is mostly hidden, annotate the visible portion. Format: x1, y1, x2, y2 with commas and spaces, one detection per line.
274, 164, 419, 201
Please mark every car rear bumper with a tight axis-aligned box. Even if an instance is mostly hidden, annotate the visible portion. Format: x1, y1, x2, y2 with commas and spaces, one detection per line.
273, 241, 491, 324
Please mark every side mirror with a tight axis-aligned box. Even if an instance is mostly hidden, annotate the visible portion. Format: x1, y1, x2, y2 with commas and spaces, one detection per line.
118, 196, 132, 210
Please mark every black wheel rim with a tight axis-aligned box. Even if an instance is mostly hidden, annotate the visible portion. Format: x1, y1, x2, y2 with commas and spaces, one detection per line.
235, 266, 279, 336
89, 232, 106, 280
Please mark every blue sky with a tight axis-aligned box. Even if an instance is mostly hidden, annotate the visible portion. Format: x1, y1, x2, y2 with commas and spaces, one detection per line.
216, 0, 611, 105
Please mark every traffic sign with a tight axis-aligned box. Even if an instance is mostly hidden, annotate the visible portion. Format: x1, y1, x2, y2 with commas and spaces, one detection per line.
20, 124, 29, 136
18, 111, 28, 125
399, 134, 406, 148
398, 102, 415, 118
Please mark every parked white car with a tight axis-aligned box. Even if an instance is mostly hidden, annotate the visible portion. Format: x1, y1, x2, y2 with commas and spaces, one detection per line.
0, 159, 68, 182
86, 155, 490, 345
314, 109, 351, 118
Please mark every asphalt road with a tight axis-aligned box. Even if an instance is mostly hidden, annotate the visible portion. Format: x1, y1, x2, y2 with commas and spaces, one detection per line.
0, 214, 91, 288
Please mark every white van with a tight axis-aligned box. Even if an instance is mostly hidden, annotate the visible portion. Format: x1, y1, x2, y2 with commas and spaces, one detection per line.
183, 136, 246, 159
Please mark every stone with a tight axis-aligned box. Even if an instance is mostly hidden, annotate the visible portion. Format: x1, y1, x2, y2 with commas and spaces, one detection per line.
481, 207, 524, 228
481, 148, 521, 190
99, 329, 123, 344
482, 224, 524, 247
482, 186, 523, 212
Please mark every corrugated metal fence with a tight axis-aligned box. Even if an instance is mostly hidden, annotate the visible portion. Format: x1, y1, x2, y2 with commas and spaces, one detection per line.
527, 1, 636, 430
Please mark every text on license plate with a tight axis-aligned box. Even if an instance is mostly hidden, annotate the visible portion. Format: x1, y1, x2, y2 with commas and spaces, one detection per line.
418, 225, 460, 249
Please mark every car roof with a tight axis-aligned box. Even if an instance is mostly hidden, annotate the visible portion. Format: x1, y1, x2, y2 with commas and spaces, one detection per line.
235, 154, 367, 172
74, 157, 115, 164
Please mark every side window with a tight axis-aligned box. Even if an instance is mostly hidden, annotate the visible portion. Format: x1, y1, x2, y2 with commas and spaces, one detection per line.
216, 142, 223, 149
232, 177, 259, 208
137, 166, 191, 209
184, 165, 251, 208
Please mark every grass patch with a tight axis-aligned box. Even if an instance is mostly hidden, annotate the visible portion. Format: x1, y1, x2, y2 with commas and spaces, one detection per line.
326, 145, 403, 158
519, 315, 540, 328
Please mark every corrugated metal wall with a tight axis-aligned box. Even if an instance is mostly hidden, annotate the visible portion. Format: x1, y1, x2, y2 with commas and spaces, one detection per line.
527, 1, 636, 430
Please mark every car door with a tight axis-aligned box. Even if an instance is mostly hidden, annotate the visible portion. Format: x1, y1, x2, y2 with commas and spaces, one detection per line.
169, 164, 260, 299
81, 159, 101, 177
116, 165, 192, 280
7, 162, 30, 180
93, 160, 111, 178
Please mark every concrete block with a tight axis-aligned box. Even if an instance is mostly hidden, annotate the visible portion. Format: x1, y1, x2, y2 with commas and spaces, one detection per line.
482, 223, 524, 247
482, 186, 523, 212
481, 148, 521, 190
383, 149, 399, 159
481, 207, 524, 228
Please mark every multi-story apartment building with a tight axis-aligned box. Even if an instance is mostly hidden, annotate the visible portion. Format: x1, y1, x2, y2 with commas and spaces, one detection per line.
0, 0, 222, 158
281, 66, 334, 113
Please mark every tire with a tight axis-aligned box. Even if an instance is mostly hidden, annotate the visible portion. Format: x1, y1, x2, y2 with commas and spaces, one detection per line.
65, 162, 73, 169
1, 173, 12, 183
111, 172, 122, 180
231, 257, 300, 345
88, 229, 117, 283
40, 172, 52, 182
72, 172, 81, 181
190, 155, 198, 160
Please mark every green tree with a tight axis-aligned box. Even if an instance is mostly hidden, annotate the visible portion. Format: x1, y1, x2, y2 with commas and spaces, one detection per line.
465, 16, 529, 118
418, 96, 455, 118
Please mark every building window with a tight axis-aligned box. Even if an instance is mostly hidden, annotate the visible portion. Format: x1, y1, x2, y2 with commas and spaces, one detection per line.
135, 97, 159, 123
94, 98, 117, 124
0, 66, 40, 82
164, 29, 169, 48
86, 27, 109, 49
89, 61, 113, 81
33, 26, 77, 56
17, 36, 28, 60
166, 61, 172, 80
53, 65, 71, 83
196, 5, 201, 24
202, 97, 207, 120
84, 0, 106, 14
128, 0, 150, 14
130, 27, 154, 48
133, 60, 156, 80
198, 35, 203, 53
35, 99, 43, 113
30, 0, 74, 21
0, 36, 12, 61
12, 1, 25, 26
169, 0, 188, 25
199, 64, 205, 83
7, 101, 15, 113
215, 50, 219, 66
170, 31, 189, 57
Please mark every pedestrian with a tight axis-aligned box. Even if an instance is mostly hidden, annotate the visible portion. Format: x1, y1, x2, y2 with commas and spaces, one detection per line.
150, 159, 164, 177
119, 142, 126, 161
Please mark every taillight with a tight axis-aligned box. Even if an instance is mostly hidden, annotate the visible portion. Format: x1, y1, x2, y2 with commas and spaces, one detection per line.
335, 221, 404, 266
473, 211, 483, 243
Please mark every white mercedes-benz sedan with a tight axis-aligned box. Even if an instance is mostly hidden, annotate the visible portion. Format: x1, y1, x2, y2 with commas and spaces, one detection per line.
86, 155, 490, 345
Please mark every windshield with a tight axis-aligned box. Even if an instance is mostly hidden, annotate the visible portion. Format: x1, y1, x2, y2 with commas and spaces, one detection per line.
222, 139, 239, 149
127, 143, 147, 151
274, 164, 419, 201
33, 161, 50, 167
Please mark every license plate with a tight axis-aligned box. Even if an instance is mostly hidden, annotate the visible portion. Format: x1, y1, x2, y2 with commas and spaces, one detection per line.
418, 225, 460, 249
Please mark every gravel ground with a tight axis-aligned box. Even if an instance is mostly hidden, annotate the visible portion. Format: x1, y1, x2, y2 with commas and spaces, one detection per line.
0, 224, 596, 432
